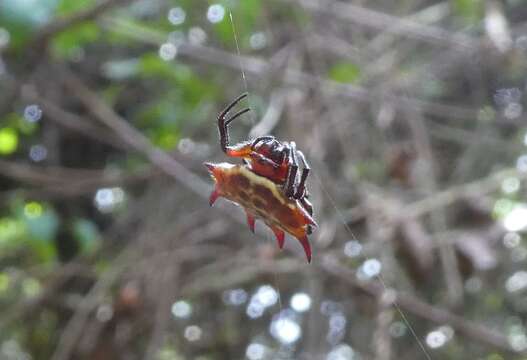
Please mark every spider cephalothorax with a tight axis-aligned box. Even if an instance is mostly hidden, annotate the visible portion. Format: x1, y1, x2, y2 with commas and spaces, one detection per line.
205, 93, 316, 262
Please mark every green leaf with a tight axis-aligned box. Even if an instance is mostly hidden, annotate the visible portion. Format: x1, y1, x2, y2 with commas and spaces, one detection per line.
2, 112, 37, 135
55, 0, 95, 16
154, 128, 180, 150
452, 0, 483, 24
328, 62, 361, 84
0, 127, 19, 155
0, 217, 25, 247
0, 0, 59, 48
138, 53, 213, 104
0, 272, 10, 293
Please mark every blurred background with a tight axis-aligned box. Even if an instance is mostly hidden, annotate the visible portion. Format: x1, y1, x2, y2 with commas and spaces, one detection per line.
1, 0, 527, 359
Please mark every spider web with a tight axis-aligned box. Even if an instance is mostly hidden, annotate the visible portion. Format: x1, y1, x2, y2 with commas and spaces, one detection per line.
229, 11, 287, 356
228, 10, 432, 360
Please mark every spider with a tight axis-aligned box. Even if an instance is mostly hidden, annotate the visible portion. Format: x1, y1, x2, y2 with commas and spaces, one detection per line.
206, 93, 316, 262
217, 93, 313, 217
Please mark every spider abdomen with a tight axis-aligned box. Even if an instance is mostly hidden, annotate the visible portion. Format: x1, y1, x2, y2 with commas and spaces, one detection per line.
205, 162, 316, 262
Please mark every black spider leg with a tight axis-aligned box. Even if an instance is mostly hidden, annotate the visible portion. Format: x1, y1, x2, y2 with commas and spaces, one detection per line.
217, 93, 250, 153
251, 136, 275, 150
251, 152, 280, 168
294, 149, 310, 199
301, 197, 314, 216
284, 142, 299, 198
303, 199, 314, 235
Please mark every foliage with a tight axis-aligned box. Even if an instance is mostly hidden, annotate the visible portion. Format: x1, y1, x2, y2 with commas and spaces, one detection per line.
0, 0, 527, 359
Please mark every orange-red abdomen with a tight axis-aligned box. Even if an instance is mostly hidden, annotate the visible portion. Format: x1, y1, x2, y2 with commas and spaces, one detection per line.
205, 162, 316, 262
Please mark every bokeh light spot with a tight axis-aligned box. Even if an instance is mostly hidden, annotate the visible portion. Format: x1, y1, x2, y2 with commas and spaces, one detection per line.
184, 325, 202, 342
96, 304, 114, 322
94, 187, 126, 213
23, 104, 42, 123
168, 7, 186, 25
159, 43, 177, 61
506, 271, 527, 292
357, 258, 382, 280
24, 202, 43, 219
0, 128, 18, 155
343, 240, 362, 257
172, 300, 192, 319
426, 329, 447, 349
503, 205, 527, 232
503, 232, 521, 249
222, 288, 247, 306
290, 292, 311, 312
270, 317, 301, 344
246, 343, 266, 360
254, 285, 278, 307
249, 32, 267, 50
502, 177, 520, 194
508, 325, 527, 351
188, 27, 207, 45
207, 4, 225, 23
516, 155, 527, 172
327, 344, 355, 360
29, 144, 47, 162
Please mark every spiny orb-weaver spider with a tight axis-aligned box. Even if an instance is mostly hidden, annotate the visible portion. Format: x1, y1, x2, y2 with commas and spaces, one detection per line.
205, 93, 316, 262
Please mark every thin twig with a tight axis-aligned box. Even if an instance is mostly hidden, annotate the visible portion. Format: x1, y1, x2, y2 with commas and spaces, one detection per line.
0, 159, 155, 194
373, 290, 395, 360
405, 109, 464, 306
103, 17, 479, 121
290, 0, 476, 50
321, 259, 522, 355
58, 67, 210, 198
405, 167, 527, 218
35, 0, 131, 44
51, 246, 135, 360
22, 89, 126, 149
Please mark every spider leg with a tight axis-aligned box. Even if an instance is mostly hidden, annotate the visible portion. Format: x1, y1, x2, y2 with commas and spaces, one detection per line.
300, 197, 313, 216
224, 108, 251, 127
251, 152, 280, 168
217, 93, 250, 153
294, 149, 310, 199
251, 136, 275, 150
300, 197, 314, 234
284, 142, 298, 198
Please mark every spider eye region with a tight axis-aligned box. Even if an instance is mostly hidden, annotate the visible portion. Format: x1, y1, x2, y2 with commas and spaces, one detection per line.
204, 162, 316, 262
